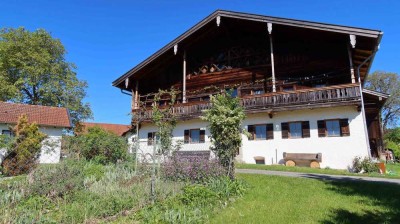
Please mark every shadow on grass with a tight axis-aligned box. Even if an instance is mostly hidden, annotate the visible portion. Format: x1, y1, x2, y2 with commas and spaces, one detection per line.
315, 177, 400, 224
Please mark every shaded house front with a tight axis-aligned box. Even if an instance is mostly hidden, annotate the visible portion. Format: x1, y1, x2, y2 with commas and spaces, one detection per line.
0, 102, 72, 164
112, 10, 387, 169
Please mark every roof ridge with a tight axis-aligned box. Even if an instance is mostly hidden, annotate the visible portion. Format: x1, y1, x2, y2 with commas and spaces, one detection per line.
0, 101, 67, 111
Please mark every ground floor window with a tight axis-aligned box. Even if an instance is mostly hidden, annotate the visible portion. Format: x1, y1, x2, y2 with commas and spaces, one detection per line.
1, 130, 13, 137
184, 129, 205, 144
248, 124, 273, 140
318, 119, 350, 137
147, 132, 157, 146
281, 121, 310, 139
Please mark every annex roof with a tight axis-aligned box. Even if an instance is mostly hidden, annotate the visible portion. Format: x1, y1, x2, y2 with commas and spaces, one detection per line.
0, 101, 72, 128
81, 122, 131, 136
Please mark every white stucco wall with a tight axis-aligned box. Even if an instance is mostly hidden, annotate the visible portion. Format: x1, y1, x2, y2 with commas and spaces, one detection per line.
0, 124, 64, 164
132, 105, 369, 169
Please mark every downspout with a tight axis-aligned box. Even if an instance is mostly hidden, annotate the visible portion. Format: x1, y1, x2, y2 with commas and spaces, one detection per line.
356, 51, 378, 158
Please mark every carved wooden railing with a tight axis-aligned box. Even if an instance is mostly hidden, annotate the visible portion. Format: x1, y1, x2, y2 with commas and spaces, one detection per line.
133, 84, 360, 120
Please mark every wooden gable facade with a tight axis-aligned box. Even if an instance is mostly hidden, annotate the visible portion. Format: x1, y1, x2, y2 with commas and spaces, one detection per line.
113, 10, 383, 121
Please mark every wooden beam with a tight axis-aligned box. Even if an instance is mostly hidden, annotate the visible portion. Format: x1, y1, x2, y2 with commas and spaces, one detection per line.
347, 44, 356, 83
183, 51, 187, 103
354, 49, 373, 55
135, 81, 139, 109
268, 23, 276, 92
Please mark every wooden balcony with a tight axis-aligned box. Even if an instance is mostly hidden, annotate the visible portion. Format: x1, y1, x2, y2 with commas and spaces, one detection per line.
133, 83, 361, 121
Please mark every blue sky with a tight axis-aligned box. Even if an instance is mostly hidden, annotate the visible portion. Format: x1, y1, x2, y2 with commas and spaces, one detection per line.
1, 0, 399, 124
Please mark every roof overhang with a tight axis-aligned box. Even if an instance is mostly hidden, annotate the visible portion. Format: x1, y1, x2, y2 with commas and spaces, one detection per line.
112, 10, 383, 89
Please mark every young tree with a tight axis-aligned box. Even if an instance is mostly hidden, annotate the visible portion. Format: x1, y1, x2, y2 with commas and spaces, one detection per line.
201, 91, 246, 179
0, 27, 92, 126
1, 115, 46, 176
365, 71, 400, 129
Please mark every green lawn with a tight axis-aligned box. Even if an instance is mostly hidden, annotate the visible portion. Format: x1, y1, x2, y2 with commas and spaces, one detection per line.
210, 173, 400, 224
236, 163, 400, 179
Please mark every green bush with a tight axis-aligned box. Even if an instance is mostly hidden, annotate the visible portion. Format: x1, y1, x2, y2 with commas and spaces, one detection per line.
352, 156, 379, 173
180, 185, 218, 206
64, 126, 129, 164
28, 160, 84, 198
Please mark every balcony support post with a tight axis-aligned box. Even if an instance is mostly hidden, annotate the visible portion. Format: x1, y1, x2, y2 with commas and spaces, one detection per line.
347, 44, 356, 83
183, 50, 187, 103
135, 81, 139, 109
268, 23, 276, 92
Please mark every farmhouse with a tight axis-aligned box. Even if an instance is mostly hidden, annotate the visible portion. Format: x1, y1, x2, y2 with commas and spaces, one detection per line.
112, 10, 388, 169
0, 102, 72, 164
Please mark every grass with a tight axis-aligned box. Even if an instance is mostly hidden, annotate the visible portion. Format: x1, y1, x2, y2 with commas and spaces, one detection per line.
236, 163, 400, 179
210, 173, 400, 224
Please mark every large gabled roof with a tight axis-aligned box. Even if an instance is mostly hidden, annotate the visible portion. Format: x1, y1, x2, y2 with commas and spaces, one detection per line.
112, 10, 383, 88
0, 102, 72, 128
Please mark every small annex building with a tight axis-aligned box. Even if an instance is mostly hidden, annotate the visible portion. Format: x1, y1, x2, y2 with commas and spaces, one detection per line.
0, 101, 72, 164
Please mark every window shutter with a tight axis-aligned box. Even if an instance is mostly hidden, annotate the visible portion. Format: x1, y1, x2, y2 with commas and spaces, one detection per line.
266, 124, 274, 140
199, 130, 206, 143
184, 130, 190, 143
317, 120, 326, 137
281, 122, 289, 139
147, 132, 153, 146
248, 125, 255, 140
302, 121, 310, 138
340, 119, 350, 136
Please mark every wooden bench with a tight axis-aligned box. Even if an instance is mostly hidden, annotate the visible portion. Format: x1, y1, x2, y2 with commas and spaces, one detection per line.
283, 152, 322, 168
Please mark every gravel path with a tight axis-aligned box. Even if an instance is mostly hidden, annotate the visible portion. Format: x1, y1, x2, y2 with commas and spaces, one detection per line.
236, 169, 400, 185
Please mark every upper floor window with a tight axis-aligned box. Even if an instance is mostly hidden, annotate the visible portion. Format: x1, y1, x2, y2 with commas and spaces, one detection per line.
318, 119, 350, 137
281, 121, 310, 139
184, 129, 205, 144
248, 124, 273, 140
254, 89, 265, 95
226, 88, 238, 98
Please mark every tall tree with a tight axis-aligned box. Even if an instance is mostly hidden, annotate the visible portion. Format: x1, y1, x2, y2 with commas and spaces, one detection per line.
365, 71, 400, 129
0, 27, 92, 125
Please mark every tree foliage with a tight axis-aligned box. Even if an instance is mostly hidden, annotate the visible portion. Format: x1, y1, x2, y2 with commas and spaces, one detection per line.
64, 126, 128, 164
384, 127, 400, 159
1, 115, 46, 176
365, 71, 400, 129
201, 92, 246, 179
0, 27, 92, 126
151, 88, 179, 155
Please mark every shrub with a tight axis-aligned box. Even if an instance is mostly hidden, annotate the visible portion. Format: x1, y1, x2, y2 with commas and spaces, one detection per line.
179, 184, 218, 206
64, 126, 129, 164
1, 115, 46, 176
28, 160, 84, 198
352, 156, 379, 173
163, 154, 226, 183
